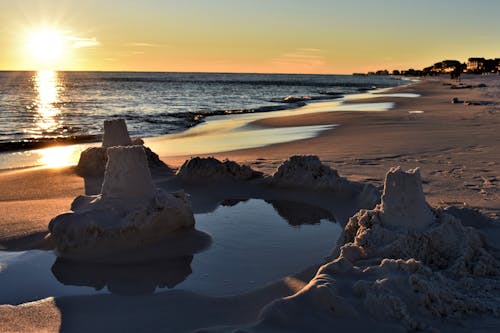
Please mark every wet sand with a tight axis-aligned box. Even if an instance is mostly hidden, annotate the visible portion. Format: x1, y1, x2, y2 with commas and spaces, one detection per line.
165, 77, 500, 218
1, 75, 499, 332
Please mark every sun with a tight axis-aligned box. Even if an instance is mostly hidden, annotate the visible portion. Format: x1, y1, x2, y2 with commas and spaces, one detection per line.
25, 29, 66, 64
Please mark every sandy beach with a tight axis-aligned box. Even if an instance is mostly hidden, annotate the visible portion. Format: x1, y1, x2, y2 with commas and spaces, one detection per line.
165, 76, 500, 218
1, 75, 500, 332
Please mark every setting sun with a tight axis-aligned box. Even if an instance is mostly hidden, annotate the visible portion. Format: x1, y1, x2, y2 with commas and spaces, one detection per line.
25, 29, 66, 65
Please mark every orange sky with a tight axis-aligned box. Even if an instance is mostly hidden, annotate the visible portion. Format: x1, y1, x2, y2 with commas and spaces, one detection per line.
1, 0, 499, 74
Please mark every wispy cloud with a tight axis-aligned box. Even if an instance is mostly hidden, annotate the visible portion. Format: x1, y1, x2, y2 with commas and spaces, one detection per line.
272, 48, 329, 72
126, 42, 165, 47
66, 36, 99, 48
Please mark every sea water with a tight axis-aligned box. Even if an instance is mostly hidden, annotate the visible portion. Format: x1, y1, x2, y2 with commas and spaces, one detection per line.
0, 71, 405, 151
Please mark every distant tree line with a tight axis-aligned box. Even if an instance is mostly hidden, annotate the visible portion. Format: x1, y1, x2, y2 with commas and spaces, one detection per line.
365, 57, 500, 77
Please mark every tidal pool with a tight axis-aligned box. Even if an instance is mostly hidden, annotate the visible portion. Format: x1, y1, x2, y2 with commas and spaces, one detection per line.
0, 199, 342, 304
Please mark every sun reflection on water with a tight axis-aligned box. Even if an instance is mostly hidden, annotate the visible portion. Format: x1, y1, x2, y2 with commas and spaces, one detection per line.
32, 70, 63, 135
30, 70, 83, 168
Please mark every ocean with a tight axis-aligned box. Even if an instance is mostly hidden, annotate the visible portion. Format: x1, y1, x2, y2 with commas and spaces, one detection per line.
0, 71, 405, 151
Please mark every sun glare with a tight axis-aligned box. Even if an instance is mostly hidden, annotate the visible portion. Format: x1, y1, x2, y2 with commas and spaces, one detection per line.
38, 145, 84, 168
26, 29, 66, 65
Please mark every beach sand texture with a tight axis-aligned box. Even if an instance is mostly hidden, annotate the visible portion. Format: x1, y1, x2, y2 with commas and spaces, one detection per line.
1, 75, 499, 332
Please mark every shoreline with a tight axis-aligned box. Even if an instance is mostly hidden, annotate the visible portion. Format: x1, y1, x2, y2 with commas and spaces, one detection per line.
0, 80, 413, 172
0, 71, 406, 156
154, 76, 500, 228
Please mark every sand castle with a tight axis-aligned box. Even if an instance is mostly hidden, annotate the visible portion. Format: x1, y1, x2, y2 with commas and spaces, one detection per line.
241, 167, 500, 332
49, 146, 195, 261
378, 167, 435, 230
76, 119, 168, 177
101, 118, 132, 148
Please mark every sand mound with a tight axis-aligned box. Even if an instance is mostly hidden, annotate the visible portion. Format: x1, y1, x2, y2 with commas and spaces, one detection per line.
235, 167, 500, 332
271, 155, 380, 207
49, 146, 195, 261
75, 147, 107, 177
177, 157, 263, 182
271, 155, 342, 189
76, 119, 170, 177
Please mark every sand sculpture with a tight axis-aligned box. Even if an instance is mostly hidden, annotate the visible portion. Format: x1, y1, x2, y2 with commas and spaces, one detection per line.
378, 167, 435, 230
177, 156, 263, 182
178, 155, 378, 200
49, 146, 195, 261
76, 119, 167, 177
102, 118, 132, 148
271, 155, 380, 207
239, 167, 500, 332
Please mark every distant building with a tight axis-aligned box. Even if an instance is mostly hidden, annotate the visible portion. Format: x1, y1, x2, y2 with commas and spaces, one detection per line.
467, 57, 486, 72
387, 56, 498, 77
375, 69, 389, 75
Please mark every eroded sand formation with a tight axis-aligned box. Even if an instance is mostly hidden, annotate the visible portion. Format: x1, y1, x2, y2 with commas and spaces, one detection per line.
76, 119, 168, 177
234, 167, 500, 332
176, 155, 380, 214
270, 155, 380, 207
177, 156, 263, 182
49, 146, 195, 261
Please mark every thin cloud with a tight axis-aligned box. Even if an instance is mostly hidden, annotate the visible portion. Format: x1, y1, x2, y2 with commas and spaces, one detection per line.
66, 36, 100, 48
126, 42, 164, 47
272, 48, 328, 71
299, 48, 322, 52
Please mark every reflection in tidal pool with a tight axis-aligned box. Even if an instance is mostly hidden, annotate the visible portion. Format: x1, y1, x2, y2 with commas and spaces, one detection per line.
0, 199, 342, 304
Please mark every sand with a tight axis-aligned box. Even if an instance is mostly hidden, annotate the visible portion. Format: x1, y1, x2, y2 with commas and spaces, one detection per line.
1, 75, 499, 332
0, 167, 82, 250
169, 77, 500, 219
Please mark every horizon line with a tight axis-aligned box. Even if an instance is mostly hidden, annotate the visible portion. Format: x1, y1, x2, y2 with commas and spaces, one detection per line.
0, 69, 357, 76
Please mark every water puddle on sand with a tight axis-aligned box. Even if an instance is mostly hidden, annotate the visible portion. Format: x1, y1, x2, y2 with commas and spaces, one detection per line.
0, 199, 342, 304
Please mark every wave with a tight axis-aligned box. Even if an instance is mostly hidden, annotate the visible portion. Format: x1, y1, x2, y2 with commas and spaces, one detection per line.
0, 135, 101, 152
0, 92, 350, 153
102, 76, 389, 88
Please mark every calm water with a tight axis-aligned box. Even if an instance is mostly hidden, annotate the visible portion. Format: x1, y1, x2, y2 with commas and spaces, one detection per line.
0, 71, 405, 150
0, 199, 342, 304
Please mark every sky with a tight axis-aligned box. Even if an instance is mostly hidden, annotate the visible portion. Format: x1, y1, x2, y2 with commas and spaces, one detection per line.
1, 0, 499, 74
